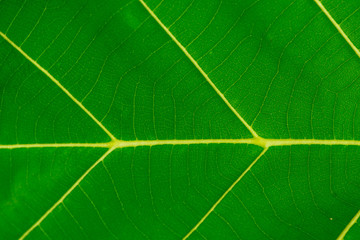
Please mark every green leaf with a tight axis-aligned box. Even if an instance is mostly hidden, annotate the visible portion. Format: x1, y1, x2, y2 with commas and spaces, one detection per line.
1, 0, 359, 239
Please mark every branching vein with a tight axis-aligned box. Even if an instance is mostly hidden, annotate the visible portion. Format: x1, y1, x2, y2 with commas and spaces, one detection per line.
14, 135, 360, 238
18, 147, 116, 240
3, 138, 360, 150
4, 1, 360, 239
138, 0, 259, 138
183, 148, 268, 239
0, 32, 117, 141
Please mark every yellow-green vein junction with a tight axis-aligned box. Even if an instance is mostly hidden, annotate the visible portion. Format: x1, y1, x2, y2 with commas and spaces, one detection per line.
3, 138, 360, 150
3, 0, 360, 238
12, 136, 360, 239
10, 136, 360, 239
138, 0, 260, 139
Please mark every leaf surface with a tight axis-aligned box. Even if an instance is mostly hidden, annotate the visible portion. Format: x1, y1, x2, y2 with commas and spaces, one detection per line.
1, 0, 360, 239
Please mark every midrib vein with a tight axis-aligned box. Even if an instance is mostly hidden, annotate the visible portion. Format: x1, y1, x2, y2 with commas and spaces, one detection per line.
138, 0, 259, 138
15, 136, 359, 239
314, 0, 360, 58
0, 32, 116, 141
0, 142, 110, 149
5, 2, 360, 239
3, 138, 360, 149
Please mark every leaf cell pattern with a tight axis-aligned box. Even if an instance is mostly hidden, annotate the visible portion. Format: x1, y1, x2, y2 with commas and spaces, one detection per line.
1, 0, 360, 239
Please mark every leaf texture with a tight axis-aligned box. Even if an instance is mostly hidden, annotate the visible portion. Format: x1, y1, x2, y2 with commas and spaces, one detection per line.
0, 0, 360, 239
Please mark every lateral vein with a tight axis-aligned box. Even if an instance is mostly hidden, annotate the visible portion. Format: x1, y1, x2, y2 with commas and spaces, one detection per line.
337, 209, 360, 240
314, 0, 360, 58
138, 0, 259, 138
183, 148, 268, 239
18, 147, 116, 240
0, 32, 117, 141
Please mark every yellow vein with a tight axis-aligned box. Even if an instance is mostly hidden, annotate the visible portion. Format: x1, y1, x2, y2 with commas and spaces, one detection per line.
183, 148, 268, 239
138, 0, 259, 138
0, 142, 111, 149
313, 0, 360, 58
0, 139, 263, 150
18, 147, 116, 240
3, 138, 360, 150
0, 32, 117, 141
264, 138, 360, 148
113, 138, 266, 148
337, 209, 360, 240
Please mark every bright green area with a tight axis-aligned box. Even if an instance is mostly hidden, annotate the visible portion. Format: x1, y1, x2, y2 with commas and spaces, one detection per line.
1, 0, 360, 239
345, 221, 360, 240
